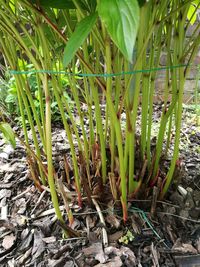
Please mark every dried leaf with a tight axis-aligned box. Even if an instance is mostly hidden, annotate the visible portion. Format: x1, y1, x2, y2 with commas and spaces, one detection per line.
32, 229, 45, 260
106, 214, 120, 229
94, 256, 122, 267
42, 236, 56, 244
108, 231, 123, 243
19, 230, 33, 252
105, 246, 136, 266
14, 198, 27, 214
172, 239, 198, 254
83, 242, 107, 263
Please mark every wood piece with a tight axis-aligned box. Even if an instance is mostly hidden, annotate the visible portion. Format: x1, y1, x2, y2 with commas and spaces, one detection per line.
151, 186, 159, 217
92, 198, 108, 247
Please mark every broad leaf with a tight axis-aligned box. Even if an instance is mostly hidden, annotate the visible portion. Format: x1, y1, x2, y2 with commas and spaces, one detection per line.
28, 0, 91, 10
0, 123, 16, 148
63, 13, 98, 67
98, 0, 140, 63
29, 0, 75, 9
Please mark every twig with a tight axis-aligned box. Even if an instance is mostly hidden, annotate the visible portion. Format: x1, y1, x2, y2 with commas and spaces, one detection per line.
151, 242, 160, 267
140, 159, 148, 181
150, 187, 159, 217
57, 179, 74, 225
17, 247, 32, 265
30, 190, 46, 215
12, 186, 34, 201
92, 198, 108, 247
58, 236, 87, 242
31, 205, 65, 219
157, 212, 200, 223
57, 220, 81, 238
128, 199, 180, 208
40, 185, 51, 192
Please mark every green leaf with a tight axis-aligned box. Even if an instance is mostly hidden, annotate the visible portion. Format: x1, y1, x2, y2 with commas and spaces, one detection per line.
137, 0, 147, 7
193, 0, 200, 5
0, 123, 16, 148
28, 0, 91, 10
63, 13, 98, 68
28, 0, 76, 9
187, 4, 197, 25
98, 0, 140, 63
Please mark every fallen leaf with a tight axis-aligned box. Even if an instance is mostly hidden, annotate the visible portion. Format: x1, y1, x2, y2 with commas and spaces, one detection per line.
42, 236, 56, 243
105, 246, 136, 266
32, 229, 45, 260
2, 234, 16, 249
94, 256, 122, 267
15, 198, 27, 214
172, 239, 197, 254
19, 230, 33, 252
82, 242, 108, 263
108, 231, 123, 242
106, 214, 120, 229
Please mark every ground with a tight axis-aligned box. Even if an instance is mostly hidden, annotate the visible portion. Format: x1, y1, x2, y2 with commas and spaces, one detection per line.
0, 104, 199, 267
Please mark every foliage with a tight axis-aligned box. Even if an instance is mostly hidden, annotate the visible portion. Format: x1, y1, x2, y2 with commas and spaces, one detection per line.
0, 66, 73, 124
0, 122, 16, 148
98, 0, 140, 63
0, 0, 199, 227
63, 12, 98, 67
119, 230, 135, 244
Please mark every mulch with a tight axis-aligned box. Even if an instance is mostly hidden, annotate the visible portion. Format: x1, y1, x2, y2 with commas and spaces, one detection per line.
0, 104, 199, 267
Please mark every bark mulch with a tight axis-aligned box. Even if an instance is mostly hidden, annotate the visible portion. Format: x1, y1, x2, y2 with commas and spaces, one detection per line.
0, 104, 199, 267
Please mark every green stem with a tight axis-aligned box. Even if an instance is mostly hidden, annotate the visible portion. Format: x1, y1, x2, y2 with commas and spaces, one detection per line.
43, 75, 63, 221
105, 36, 115, 173
106, 94, 127, 221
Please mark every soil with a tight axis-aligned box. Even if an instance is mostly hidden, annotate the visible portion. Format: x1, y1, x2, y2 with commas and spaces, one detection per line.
0, 104, 199, 267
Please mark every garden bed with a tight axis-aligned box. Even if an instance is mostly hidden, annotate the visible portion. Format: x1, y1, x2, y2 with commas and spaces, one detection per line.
0, 104, 199, 267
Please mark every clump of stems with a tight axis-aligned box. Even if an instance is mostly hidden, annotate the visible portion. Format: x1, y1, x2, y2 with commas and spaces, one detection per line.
0, 0, 199, 223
